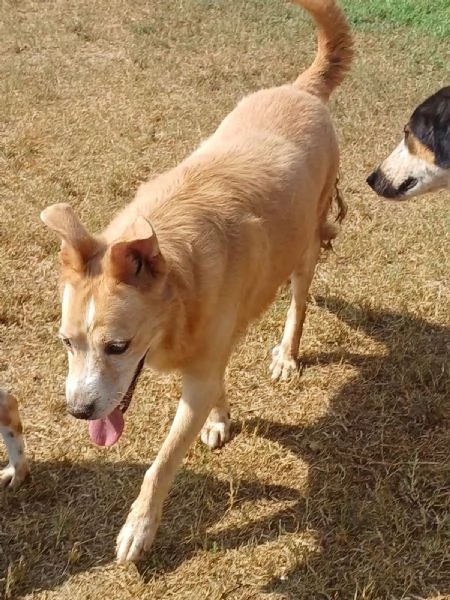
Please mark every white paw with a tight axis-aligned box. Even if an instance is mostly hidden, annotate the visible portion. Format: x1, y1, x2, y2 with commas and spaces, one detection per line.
270, 345, 298, 381
0, 465, 16, 489
0, 463, 29, 490
116, 503, 161, 563
200, 420, 230, 450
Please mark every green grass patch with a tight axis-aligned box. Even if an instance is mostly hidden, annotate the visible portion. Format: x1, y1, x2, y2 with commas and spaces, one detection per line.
341, 0, 450, 39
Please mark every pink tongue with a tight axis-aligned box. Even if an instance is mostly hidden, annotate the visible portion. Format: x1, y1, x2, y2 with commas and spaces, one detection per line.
88, 407, 125, 447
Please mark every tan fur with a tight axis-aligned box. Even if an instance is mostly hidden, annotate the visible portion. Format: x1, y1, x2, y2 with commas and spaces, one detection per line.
293, 0, 353, 99
0, 390, 29, 489
41, 0, 353, 562
407, 131, 436, 165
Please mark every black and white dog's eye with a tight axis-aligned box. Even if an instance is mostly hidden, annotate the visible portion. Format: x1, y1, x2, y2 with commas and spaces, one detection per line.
104, 341, 130, 356
60, 336, 73, 351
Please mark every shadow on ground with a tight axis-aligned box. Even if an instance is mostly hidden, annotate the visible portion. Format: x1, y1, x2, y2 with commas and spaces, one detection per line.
0, 458, 299, 597
256, 297, 449, 597
1, 298, 448, 598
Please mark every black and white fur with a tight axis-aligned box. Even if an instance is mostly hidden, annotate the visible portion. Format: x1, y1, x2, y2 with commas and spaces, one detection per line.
367, 87, 450, 199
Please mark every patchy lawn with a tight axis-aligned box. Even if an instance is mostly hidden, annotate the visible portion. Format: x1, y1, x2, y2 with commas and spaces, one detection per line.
1, 1, 449, 599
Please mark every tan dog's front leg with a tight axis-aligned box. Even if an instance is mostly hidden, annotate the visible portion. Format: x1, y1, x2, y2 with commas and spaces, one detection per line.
116, 373, 221, 563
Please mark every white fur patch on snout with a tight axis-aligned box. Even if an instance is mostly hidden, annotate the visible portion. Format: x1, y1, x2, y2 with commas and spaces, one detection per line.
65, 354, 134, 420
66, 370, 100, 402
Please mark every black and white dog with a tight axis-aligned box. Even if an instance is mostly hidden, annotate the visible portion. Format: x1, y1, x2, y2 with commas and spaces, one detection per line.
367, 87, 450, 199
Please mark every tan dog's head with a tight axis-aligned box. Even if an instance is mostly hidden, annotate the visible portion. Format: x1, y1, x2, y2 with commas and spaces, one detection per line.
367, 86, 450, 199
41, 204, 167, 446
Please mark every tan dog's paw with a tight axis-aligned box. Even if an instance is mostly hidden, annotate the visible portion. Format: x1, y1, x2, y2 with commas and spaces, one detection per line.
201, 421, 230, 450
270, 345, 298, 381
0, 465, 16, 489
116, 502, 161, 563
0, 462, 29, 490
200, 407, 231, 450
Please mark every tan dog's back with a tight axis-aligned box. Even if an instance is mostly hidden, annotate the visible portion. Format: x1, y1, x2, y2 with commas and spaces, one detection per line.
101, 86, 341, 364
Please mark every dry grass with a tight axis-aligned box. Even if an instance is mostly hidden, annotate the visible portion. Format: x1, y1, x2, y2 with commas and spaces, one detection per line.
1, 1, 449, 599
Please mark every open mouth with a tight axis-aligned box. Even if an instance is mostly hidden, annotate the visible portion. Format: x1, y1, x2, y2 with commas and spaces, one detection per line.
396, 176, 418, 196
88, 356, 146, 448
367, 169, 419, 200
118, 355, 146, 415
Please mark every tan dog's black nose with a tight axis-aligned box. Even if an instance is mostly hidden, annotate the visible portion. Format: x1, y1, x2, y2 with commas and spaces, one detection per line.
67, 402, 96, 420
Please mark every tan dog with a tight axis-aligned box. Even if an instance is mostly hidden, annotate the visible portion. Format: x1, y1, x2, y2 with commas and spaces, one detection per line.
41, 0, 352, 563
0, 390, 29, 489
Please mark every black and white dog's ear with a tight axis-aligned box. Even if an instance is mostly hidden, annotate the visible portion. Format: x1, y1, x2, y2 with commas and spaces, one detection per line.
434, 114, 450, 168
410, 86, 450, 169
410, 109, 434, 149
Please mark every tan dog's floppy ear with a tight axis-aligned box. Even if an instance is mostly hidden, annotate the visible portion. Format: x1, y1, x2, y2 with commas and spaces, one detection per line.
40, 203, 101, 271
107, 216, 165, 286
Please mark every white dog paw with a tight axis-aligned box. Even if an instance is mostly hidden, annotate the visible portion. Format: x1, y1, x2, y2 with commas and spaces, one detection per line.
0, 465, 16, 490
270, 345, 298, 381
0, 463, 29, 490
116, 504, 160, 564
200, 420, 230, 450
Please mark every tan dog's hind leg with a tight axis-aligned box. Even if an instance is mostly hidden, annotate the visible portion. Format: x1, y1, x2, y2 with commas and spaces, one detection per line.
270, 242, 321, 381
0, 390, 29, 490
116, 371, 223, 563
200, 384, 231, 450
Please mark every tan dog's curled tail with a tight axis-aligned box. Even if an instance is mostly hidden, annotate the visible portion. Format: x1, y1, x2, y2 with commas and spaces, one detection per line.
293, 0, 353, 100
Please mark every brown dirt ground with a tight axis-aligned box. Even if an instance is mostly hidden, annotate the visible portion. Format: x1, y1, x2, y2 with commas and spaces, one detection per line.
0, 1, 449, 599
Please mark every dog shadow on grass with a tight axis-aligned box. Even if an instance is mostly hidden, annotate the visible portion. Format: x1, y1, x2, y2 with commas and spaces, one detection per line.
0, 457, 301, 597
239, 297, 449, 598
1, 298, 448, 598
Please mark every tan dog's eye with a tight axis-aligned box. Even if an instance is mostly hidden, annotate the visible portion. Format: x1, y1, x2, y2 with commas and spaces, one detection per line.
105, 341, 130, 356
60, 336, 73, 352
